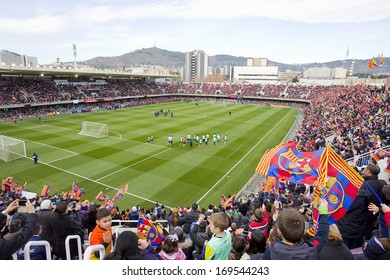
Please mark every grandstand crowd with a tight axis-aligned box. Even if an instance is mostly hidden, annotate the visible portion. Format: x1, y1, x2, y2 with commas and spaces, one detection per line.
0, 77, 390, 260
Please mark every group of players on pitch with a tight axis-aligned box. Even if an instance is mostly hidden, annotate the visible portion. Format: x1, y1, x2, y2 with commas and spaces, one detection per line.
169, 133, 227, 148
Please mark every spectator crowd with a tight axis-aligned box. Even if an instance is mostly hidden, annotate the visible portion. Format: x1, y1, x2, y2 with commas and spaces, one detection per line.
0, 77, 389, 261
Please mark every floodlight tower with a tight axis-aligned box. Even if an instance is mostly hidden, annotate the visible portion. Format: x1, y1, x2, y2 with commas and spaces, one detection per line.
73, 43, 77, 69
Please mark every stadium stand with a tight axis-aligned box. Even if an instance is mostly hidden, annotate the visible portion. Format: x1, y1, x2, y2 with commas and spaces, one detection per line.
0, 76, 389, 260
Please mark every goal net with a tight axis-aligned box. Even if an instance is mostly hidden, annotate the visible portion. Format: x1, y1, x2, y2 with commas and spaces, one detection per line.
0, 135, 27, 162
79, 121, 108, 138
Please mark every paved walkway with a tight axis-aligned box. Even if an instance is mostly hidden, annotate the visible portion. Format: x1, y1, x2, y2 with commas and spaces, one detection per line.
239, 109, 304, 197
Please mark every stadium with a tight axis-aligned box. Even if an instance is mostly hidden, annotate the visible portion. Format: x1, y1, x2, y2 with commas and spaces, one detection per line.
0, 64, 389, 261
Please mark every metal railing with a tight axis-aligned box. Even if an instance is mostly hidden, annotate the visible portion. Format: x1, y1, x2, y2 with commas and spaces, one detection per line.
345, 145, 390, 171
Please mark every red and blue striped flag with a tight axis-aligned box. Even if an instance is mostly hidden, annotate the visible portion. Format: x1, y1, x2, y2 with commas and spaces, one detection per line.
256, 141, 327, 187
95, 191, 107, 202
112, 184, 128, 201
137, 213, 164, 250
307, 146, 364, 235
72, 182, 85, 199
41, 185, 51, 197
104, 197, 114, 210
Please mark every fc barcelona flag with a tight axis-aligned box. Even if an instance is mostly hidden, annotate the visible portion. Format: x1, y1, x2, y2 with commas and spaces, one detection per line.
256, 141, 327, 187
2, 177, 13, 191
220, 194, 235, 209
104, 197, 114, 210
112, 184, 128, 201
72, 182, 84, 199
137, 213, 164, 249
95, 191, 107, 202
41, 185, 51, 197
307, 146, 364, 235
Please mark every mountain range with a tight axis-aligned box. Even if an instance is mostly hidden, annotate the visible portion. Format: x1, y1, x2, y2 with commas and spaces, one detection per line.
82, 47, 390, 75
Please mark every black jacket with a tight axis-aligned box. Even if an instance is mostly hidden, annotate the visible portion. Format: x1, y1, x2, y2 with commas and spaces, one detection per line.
36, 209, 55, 247
363, 175, 385, 223
337, 184, 371, 238
0, 212, 37, 260
50, 212, 83, 259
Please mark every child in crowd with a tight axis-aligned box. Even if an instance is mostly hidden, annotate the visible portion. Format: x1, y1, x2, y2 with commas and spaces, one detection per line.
204, 212, 231, 260
263, 199, 329, 260
17, 223, 47, 260
89, 208, 113, 260
158, 233, 187, 260
104, 231, 161, 260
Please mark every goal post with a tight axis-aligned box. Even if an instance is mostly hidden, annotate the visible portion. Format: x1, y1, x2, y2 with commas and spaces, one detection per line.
0, 135, 27, 162
79, 121, 108, 138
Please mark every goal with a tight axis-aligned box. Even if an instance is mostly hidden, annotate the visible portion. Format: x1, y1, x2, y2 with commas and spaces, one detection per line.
79, 121, 108, 138
0, 135, 26, 162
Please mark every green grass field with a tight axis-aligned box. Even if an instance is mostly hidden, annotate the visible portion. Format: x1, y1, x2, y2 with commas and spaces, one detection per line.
0, 101, 298, 210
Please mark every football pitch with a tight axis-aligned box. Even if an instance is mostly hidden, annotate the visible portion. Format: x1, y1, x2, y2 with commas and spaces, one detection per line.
0, 101, 298, 210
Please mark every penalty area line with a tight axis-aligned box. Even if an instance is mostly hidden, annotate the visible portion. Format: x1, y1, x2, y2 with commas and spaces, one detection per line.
46, 153, 79, 164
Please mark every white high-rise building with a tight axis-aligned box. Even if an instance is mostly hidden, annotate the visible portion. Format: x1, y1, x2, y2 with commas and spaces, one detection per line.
247, 58, 268, 67
183, 50, 208, 82
0, 50, 38, 67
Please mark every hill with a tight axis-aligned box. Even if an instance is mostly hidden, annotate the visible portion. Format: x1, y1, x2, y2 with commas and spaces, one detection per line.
83, 47, 390, 74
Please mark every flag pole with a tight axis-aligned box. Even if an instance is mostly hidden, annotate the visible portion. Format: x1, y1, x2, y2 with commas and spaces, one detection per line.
364, 181, 383, 204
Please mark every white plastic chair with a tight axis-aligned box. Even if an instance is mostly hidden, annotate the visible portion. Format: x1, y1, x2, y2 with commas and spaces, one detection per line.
23, 240, 52, 260
65, 234, 82, 260
83, 244, 105, 260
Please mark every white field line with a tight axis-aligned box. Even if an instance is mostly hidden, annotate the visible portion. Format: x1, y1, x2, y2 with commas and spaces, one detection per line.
0, 124, 45, 131
25, 156, 164, 206
46, 154, 79, 164
111, 131, 122, 139
225, 124, 274, 159
196, 110, 293, 204
21, 138, 78, 155
41, 122, 166, 148
95, 148, 171, 181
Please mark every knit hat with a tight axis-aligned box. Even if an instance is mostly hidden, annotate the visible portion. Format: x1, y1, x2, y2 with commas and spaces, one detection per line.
40, 199, 52, 210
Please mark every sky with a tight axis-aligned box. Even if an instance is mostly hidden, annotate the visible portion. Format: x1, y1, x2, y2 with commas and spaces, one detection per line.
1, 0, 390, 65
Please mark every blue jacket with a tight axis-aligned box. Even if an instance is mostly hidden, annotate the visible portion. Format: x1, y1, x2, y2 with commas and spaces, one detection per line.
17, 235, 48, 260
138, 245, 162, 260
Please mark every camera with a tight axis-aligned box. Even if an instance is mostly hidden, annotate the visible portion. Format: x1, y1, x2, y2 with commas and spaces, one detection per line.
18, 199, 27, 206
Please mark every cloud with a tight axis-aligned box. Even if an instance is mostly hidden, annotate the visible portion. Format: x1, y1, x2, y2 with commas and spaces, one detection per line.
0, 15, 66, 34
72, 0, 390, 24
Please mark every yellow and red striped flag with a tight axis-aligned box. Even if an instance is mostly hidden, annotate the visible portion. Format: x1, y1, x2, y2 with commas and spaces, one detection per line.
380, 53, 385, 65
372, 57, 378, 67
367, 59, 373, 69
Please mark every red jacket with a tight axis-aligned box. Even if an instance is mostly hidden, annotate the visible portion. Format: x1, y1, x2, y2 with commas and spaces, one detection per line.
385, 212, 390, 229
249, 211, 269, 239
